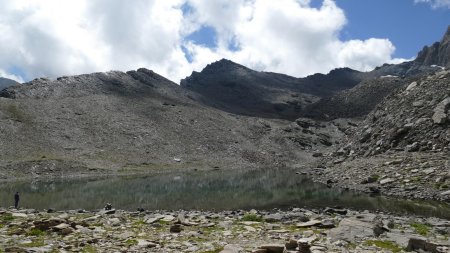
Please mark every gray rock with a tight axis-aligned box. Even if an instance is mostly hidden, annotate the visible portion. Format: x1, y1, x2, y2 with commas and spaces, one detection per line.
170, 224, 182, 233
406, 81, 418, 91
296, 220, 322, 228
407, 237, 444, 253
258, 244, 285, 253
432, 97, 450, 124
440, 190, 450, 196
328, 218, 375, 241
380, 178, 395, 185
220, 244, 243, 253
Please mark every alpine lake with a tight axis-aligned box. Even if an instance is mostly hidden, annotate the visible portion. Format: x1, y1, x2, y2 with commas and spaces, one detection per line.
1, 167, 449, 218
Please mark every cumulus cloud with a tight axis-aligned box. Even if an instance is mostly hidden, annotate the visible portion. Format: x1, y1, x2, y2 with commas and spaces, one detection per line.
0, 0, 405, 83
184, 0, 405, 77
415, 0, 450, 9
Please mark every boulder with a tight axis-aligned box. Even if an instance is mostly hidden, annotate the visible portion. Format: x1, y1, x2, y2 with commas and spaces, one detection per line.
220, 244, 244, 253
328, 218, 375, 241
380, 178, 395, 185
285, 239, 298, 250
137, 239, 157, 248
170, 224, 182, 233
406, 237, 444, 253
258, 244, 285, 253
34, 218, 65, 231
296, 220, 322, 228
432, 97, 450, 124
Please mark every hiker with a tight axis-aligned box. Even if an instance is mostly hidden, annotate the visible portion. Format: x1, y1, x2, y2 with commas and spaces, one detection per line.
14, 192, 20, 209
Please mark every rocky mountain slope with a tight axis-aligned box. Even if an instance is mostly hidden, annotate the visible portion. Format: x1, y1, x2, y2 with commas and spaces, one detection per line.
0, 77, 19, 90
0, 68, 348, 180
312, 69, 450, 201
181, 59, 367, 120
181, 59, 441, 121
303, 26, 450, 120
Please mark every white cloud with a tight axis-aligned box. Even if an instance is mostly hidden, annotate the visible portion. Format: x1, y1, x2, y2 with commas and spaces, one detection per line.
184, 0, 406, 77
0, 0, 406, 83
0, 69, 24, 83
415, 0, 450, 9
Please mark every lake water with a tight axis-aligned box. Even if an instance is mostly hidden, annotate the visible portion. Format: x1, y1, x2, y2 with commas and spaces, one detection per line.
1, 168, 450, 218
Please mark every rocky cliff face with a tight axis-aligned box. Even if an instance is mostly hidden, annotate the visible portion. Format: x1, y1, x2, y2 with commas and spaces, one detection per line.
415, 26, 450, 67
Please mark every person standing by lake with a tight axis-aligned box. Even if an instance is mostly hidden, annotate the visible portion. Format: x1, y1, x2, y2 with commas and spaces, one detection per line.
14, 192, 20, 209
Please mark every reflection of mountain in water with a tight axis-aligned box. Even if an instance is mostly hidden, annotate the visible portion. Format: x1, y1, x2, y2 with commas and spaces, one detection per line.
1, 169, 450, 218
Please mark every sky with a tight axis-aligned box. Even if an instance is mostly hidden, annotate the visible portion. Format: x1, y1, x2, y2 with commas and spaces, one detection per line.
0, 0, 449, 83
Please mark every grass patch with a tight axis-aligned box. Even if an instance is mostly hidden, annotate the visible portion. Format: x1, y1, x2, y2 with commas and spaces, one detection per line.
132, 219, 145, 228
81, 245, 97, 253
1, 214, 14, 222
411, 176, 422, 182
411, 223, 430, 236
241, 213, 263, 222
20, 239, 45, 247
364, 240, 403, 253
26, 228, 46, 237
199, 247, 224, 253
158, 220, 171, 225
125, 239, 138, 246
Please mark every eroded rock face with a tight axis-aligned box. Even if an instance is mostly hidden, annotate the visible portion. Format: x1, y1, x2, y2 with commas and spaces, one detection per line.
415, 26, 450, 68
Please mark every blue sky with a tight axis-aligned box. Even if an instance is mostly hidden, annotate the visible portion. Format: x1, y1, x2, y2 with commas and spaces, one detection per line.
335, 0, 450, 58
0, 0, 449, 83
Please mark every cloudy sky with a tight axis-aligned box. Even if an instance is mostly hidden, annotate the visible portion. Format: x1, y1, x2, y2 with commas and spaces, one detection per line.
0, 0, 449, 83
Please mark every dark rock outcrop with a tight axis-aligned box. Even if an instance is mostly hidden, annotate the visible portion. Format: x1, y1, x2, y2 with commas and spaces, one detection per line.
181, 59, 366, 120
0, 77, 19, 90
415, 26, 450, 67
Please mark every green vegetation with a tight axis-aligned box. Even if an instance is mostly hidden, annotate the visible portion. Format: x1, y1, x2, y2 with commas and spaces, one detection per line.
133, 219, 145, 227
1, 214, 14, 222
20, 239, 45, 247
411, 176, 422, 182
81, 245, 97, 253
241, 213, 263, 222
411, 223, 431, 236
26, 228, 46, 236
158, 220, 171, 225
364, 240, 403, 253
125, 239, 138, 246
370, 174, 380, 180
199, 247, 224, 253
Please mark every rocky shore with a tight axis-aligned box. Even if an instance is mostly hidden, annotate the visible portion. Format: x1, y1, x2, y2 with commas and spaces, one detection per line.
1, 207, 450, 253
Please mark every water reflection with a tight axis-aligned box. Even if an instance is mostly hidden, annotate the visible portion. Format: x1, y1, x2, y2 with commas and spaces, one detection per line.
0, 168, 449, 218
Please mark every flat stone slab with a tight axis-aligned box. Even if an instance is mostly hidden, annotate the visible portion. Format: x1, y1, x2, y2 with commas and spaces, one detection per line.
296, 220, 322, 228
328, 218, 374, 241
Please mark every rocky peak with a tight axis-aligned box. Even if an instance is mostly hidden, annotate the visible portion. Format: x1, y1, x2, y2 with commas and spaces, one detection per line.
201, 58, 249, 74
415, 25, 450, 67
